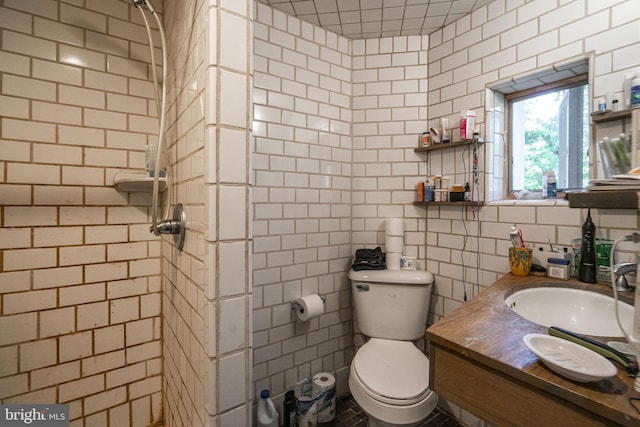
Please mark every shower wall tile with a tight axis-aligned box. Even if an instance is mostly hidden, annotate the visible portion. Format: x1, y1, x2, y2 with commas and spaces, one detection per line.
163, 0, 252, 425
220, 11, 248, 71
2, 31, 57, 60
219, 70, 249, 128
218, 241, 247, 297
219, 185, 247, 240
0, 0, 162, 423
219, 127, 248, 183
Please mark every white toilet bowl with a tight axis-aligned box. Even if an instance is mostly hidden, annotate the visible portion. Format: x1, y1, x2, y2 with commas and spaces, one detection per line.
349, 338, 438, 426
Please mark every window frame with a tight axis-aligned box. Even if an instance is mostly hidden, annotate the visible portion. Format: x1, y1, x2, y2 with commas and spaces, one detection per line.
505, 74, 589, 195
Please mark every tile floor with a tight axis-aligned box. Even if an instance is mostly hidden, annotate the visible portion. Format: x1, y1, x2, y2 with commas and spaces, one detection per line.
325, 393, 463, 427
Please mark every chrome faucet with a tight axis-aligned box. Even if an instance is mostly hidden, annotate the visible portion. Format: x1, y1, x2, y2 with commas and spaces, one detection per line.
613, 262, 637, 292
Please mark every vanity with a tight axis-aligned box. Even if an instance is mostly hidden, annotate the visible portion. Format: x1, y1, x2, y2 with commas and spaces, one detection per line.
426, 275, 640, 426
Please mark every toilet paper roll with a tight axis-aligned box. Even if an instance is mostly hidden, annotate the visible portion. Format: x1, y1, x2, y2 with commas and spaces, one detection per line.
386, 252, 401, 270
294, 294, 324, 321
385, 217, 404, 236
385, 235, 404, 253
312, 373, 336, 423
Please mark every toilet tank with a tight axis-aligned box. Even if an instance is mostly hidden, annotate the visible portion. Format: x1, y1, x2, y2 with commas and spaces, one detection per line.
348, 269, 434, 341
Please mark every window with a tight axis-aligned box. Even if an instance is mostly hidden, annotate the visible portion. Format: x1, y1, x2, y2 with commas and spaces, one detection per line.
507, 77, 590, 193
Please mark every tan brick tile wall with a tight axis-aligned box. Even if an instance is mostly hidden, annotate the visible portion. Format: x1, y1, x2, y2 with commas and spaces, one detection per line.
0, 1, 163, 423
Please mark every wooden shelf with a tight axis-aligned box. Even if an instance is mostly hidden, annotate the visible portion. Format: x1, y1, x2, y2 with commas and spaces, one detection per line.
590, 109, 632, 124
413, 201, 483, 207
567, 190, 640, 209
414, 138, 484, 153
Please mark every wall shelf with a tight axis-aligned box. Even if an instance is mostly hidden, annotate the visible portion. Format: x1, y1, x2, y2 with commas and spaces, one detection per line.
113, 171, 167, 192
414, 138, 484, 153
413, 138, 484, 206
577, 107, 640, 209
413, 201, 483, 207
567, 190, 640, 209
590, 109, 632, 124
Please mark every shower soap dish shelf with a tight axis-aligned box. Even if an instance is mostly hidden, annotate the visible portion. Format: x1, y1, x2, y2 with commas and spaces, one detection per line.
114, 171, 167, 192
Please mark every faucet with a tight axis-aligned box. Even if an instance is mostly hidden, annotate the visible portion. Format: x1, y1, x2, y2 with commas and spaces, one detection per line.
613, 262, 637, 292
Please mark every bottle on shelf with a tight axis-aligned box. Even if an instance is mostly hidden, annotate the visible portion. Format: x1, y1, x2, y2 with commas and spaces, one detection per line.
578, 208, 597, 283
420, 131, 431, 147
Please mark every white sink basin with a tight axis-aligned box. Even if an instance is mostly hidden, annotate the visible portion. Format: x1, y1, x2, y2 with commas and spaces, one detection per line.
505, 286, 634, 337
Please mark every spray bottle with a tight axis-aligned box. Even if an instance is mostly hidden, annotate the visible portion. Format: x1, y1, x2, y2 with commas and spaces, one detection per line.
257, 390, 279, 427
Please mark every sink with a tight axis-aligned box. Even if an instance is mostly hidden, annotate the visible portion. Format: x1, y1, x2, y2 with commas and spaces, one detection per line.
505, 286, 634, 337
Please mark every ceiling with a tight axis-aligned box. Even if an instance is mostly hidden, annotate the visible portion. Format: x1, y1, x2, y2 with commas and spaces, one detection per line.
256, 0, 495, 39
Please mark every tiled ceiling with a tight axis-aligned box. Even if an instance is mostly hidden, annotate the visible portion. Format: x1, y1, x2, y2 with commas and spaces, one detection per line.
257, 0, 495, 39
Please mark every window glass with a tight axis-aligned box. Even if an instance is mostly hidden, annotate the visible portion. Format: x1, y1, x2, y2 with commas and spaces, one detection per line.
508, 82, 589, 193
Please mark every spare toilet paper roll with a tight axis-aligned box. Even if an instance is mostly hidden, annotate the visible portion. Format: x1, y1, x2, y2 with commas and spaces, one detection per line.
294, 294, 324, 321
385, 217, 404, 236
385, 235, 404, 253
386, 252, 401, 270
312, 373, 336, 423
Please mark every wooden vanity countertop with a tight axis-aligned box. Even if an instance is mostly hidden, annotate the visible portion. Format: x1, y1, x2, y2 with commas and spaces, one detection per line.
426, 274, 640, 426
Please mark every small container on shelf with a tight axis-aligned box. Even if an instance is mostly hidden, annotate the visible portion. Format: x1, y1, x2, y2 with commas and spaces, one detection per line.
424, 185, 435, 202
420, 131, 430, 147
435, 189, 448, 202
449, 191, 464, 202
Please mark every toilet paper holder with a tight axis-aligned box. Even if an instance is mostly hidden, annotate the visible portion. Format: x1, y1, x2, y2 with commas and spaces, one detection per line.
291, 295, 325, 312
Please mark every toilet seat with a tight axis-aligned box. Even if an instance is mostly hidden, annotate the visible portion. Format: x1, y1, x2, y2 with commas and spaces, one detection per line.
352, 338, 431, 405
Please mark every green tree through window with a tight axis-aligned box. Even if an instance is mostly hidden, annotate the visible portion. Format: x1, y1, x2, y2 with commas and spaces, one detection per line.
510, 83, 589, 192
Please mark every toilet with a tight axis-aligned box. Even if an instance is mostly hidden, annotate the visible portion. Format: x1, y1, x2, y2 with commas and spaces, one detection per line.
348, 269, 438, 427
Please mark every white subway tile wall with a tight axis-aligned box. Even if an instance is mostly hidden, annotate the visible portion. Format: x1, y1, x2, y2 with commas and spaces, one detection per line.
0, 0, 163, 425
3, 0, 640, 426
351, 34, 429, 263
161, 0, 253, 425
424, 0, 640, 346
252, 3, 354, 398
253, 2, 640, 423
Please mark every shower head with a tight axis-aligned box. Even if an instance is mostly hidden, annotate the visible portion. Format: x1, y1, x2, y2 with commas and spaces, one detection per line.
131, 0, 156, 12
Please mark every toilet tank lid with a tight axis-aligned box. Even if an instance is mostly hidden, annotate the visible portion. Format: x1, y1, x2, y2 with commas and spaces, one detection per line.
348, 269, 433, 284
